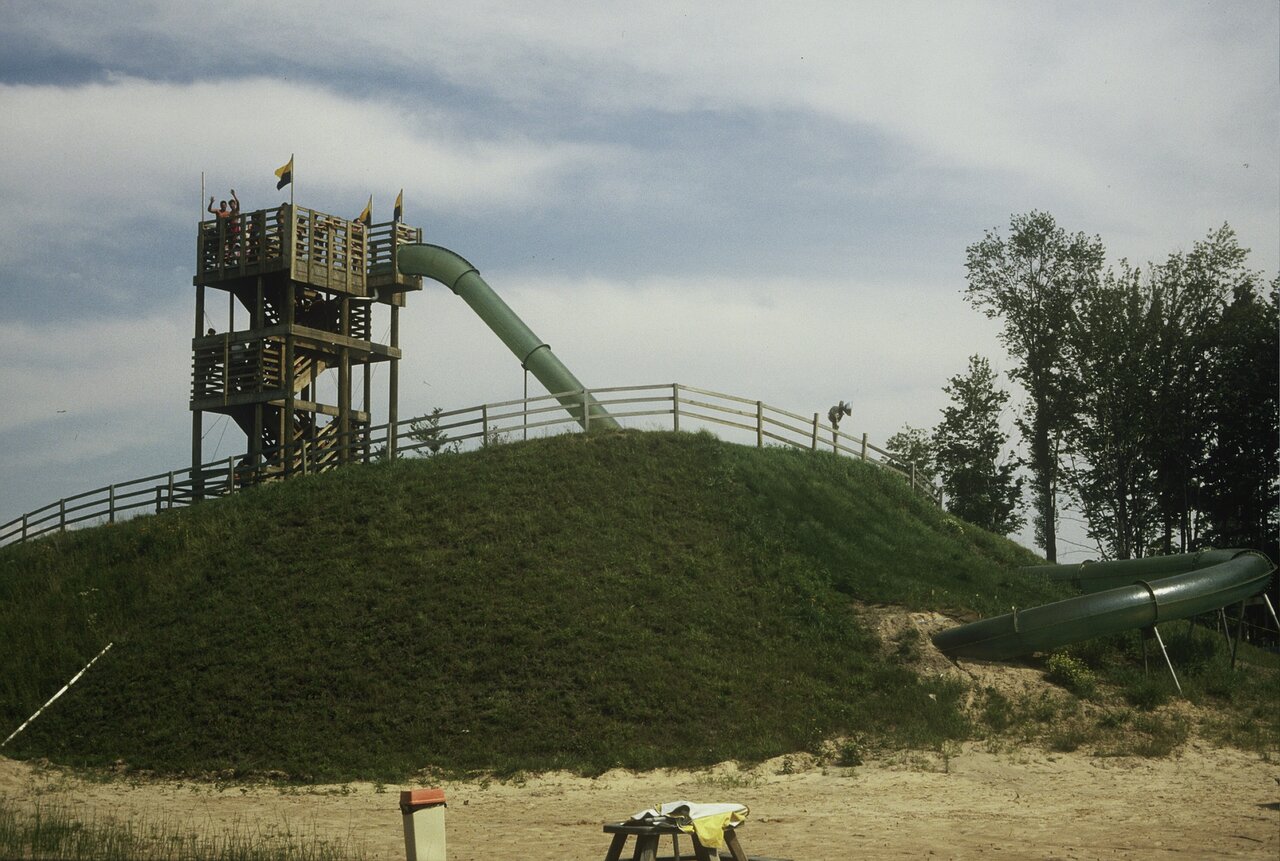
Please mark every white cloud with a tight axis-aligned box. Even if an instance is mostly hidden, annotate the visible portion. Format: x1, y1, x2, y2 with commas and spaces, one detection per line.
0, 76, 625, 265
6, 3, 1276, 266
396, 269, 1004, 444
0, 312, 190, 433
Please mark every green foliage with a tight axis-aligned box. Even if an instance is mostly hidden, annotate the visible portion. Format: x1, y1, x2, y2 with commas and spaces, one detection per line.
405, 407, 460, 456
964, 210, 1105, 561
1063, 261, 1163, 558
1141, 226, 1255, 554
834, 738, 864, 767
1044, 651, 1098, 699
967, 215, 1277, 560
1199, 277, 1279, 556
883, 425, 937, 486
1060, 226, 1276, 559
931, 355, 1023, 536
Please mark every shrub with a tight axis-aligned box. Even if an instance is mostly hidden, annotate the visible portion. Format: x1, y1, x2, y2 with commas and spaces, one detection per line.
1045, 651, 1098, 699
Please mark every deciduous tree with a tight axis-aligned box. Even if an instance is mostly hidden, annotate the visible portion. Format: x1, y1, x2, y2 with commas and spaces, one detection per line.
1145, 225, 1256, 552
884, 425, 937, 487
964, 212, 1103, 559
1063, 262, 1162, 558
932, 355, 1023, 536
1199, 277, 1279, 556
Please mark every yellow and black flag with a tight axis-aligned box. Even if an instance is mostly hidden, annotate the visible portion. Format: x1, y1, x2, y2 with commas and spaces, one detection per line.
357, 195, 372, 226
274, 155, 293, 190
393, 189, 403, 222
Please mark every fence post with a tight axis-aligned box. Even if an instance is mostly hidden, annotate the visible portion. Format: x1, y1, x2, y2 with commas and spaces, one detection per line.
167, 471, 175, 509
155, 487, 162, 513
59, 498, 66, 533
482, 404, 489, 446
227, 456, 235, 494
811, 413, 819, 450
108, 486, 116, 524
861, 432, 868, 461
756, 401, 763, 448
672, 383, 680, 432
582, 389, 591, 432
911, 463, 917, 492
22, 512, 28, 541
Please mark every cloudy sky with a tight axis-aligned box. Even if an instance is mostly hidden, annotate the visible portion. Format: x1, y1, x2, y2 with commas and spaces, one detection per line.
1, 1, 1276, 560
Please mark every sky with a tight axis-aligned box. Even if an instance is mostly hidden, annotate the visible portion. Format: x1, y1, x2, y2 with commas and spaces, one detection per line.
1, 1, 1277, 561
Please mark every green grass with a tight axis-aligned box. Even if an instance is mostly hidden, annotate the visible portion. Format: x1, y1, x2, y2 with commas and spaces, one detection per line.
1, 429, 1274, 779
0, 796, 362, 860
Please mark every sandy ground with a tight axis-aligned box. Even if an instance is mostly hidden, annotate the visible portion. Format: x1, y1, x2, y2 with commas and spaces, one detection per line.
3, 742, 1278, 860
3, 609, 1276, 859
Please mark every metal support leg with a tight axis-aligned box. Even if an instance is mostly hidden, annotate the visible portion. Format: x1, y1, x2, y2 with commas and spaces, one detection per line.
1260, 592, 1280, 636
1151, 625, 1182, 695
1230, 600, 1246, 671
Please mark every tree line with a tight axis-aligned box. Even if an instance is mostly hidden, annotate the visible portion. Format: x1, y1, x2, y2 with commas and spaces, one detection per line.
889, 211, 1277, 562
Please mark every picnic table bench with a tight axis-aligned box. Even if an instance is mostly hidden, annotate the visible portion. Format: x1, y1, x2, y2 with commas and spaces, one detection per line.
601, 820, 790, 861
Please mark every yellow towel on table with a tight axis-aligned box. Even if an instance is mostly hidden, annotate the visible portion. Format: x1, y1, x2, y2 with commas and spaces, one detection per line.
628, 800, 749, 849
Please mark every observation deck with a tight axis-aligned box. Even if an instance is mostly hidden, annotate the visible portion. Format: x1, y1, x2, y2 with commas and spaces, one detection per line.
195, 204, 423, 303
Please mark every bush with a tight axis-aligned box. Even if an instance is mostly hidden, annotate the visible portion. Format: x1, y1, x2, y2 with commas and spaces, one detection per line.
1045, 651, 1098, 699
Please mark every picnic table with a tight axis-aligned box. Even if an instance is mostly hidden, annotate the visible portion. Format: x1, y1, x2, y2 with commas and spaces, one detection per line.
601, 819, 789, 861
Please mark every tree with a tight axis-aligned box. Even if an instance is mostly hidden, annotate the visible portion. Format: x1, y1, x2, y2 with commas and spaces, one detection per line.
1199, 277, 1279, 556
407, 407, 460, 456
1144, 225, 1255, 552
1062, 262, 1163, 558
931, 355, 1024, 536
884, 425, 938, 487
964, 212, 1104, 560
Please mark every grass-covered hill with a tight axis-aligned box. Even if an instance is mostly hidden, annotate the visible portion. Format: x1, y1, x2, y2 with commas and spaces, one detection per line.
0, 429, 1258, 782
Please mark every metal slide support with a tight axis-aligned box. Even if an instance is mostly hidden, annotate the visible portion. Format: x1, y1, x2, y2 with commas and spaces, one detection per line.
1262, 592, 1280, 633
1230, 600, 1246, 670
1151, 625, 1182, 694
396, 244, 619, 431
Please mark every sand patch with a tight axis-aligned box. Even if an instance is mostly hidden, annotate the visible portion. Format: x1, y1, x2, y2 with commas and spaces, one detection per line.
3, 743, 1277, 860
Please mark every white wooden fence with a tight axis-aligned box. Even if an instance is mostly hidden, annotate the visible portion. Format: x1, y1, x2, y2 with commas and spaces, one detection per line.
0, 383, 939, 547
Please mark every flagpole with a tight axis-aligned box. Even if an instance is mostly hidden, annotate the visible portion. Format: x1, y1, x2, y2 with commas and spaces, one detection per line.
200, 171, 205, 223
291, 154, 295, 208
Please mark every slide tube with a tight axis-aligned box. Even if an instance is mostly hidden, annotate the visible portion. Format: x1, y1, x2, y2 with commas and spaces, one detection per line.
397, 244, 619, 431
932, 550, 1275, 661
1020, 548, 1244, 594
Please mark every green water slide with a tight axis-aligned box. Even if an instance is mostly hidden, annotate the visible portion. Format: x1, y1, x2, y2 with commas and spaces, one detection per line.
932, 549, 1276, 661
397, 244, 619, 431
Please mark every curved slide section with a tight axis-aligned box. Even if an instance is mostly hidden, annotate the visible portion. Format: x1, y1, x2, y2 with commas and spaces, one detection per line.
932, 550, 1275, 661
397, 244, 620, 431
1019, 548, 1243, 594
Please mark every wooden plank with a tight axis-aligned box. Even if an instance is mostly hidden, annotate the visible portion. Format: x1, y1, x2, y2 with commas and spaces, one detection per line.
721, 830, 749, 861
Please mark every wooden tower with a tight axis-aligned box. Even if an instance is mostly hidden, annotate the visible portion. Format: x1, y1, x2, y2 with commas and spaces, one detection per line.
191, 202, 423, 491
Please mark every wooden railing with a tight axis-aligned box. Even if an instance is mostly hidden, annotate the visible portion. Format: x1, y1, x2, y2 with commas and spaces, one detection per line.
0, 384, 940, 547
196, 205, 386, 296
367, 221, 424, 294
